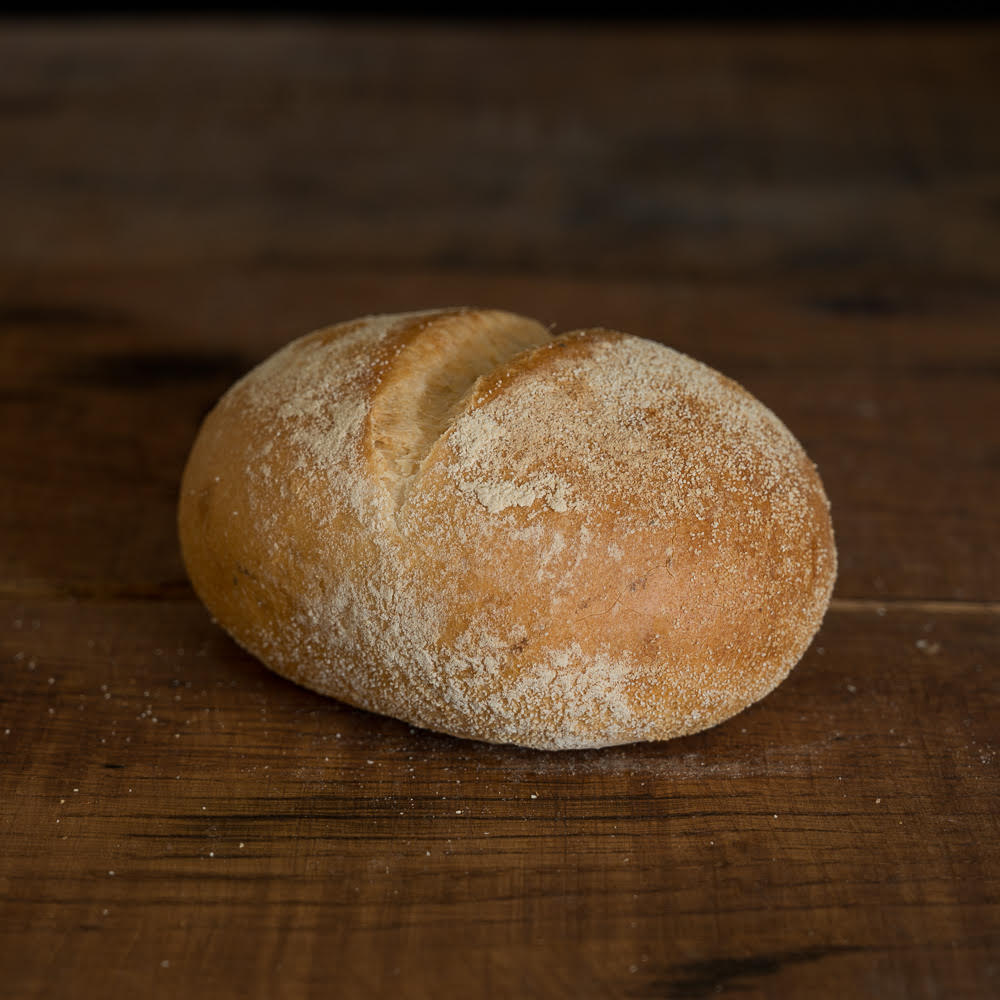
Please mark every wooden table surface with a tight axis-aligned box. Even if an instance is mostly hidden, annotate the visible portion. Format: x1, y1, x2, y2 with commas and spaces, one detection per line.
1, 21, 998, 1000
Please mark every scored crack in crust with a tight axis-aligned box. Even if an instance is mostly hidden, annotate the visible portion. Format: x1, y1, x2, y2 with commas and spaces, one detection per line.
178, 308, 837, 750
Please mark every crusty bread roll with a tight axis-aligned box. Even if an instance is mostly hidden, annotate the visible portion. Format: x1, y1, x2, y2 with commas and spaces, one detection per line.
179, 308, 835, 750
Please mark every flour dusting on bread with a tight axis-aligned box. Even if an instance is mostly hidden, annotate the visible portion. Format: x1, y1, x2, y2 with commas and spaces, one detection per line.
179, 308, 836, 749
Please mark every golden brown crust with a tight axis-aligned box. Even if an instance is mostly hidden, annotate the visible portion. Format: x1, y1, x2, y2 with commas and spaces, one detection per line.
178, 308, 836, 749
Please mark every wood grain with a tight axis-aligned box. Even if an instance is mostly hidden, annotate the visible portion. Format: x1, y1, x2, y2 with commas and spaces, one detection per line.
2, 270, 997, 603
1, 24, 999, 283
2, 599, 997, 998
1, 20, 998, 1000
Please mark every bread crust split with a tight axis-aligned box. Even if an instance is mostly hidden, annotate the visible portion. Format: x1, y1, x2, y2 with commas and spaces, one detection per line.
178, 308, 836, 750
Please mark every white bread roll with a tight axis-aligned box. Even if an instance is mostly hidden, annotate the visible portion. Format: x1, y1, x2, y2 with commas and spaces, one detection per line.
178, 308, 836, 750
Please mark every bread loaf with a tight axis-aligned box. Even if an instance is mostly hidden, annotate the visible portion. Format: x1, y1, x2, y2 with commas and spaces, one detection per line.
178, 308, 836, 750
